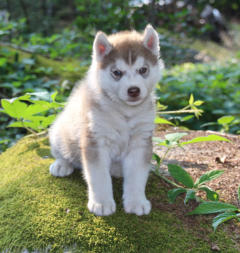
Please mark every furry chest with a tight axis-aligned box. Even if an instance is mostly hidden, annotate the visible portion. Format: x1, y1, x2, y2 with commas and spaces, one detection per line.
98, 120, 153, 162
100, 126, 130, 161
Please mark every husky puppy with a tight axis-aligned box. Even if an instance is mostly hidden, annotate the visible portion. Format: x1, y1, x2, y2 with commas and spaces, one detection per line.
49, 24, 163, 216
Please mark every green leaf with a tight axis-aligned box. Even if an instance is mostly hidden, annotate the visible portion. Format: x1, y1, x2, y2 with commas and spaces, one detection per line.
184, 189, 196, 204
0, 57, 7, 66
199, 186, 219, 201
152, 137, 165, 143
217, 116, 235, 125
165, 132, 188, 145
189, 94, 194, 105
168, 188, 186, 203
194, 170, 224, 187
212, 212, 238, 231
152, 137, 168, 147
0, 139, 10, 144
180, 115, 194, 122
51, 91, 58, 102
1, 99, 27, 118
17, 94, 32, 101
154, 117, 174, 126
188, 201, 238, 215
181, 135, 230, 146
8, 121, 25, 128
24, 121, 41, 131
12, 81, 22, 88
48, 101, 64, 109
194, 100, 204, 106
168, 164, 194, 188
152, 153, 161, 165
1, 99, 17, 118
29, 100, 52, 110
22, 104, 50, 118
41, 115, 56, 128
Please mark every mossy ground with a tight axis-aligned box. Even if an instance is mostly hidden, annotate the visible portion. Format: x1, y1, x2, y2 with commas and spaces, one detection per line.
0, 136, 239, 252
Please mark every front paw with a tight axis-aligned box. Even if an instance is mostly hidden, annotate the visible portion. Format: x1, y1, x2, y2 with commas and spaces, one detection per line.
124, 198, 151, 216
49, 160, 74, 177
88, 198, 116, 216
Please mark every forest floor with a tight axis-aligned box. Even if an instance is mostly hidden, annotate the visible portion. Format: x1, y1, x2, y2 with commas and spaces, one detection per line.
0, 132, 239, 252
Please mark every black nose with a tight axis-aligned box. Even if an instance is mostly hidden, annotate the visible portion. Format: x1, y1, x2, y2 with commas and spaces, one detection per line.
128, 86, 140, 98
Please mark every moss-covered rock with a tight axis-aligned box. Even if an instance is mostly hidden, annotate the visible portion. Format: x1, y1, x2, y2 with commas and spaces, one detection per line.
0, 136, 238, 252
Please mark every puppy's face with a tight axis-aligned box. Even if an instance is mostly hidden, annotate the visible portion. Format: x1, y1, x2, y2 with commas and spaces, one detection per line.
92, 25, 163, 106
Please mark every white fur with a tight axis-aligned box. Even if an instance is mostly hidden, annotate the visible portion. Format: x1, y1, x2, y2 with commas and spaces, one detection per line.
93, 32, 112, 61
143, 24, 160, 56
49, 26, 163, 216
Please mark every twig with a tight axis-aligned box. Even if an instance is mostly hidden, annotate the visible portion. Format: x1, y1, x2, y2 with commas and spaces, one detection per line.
157, 109, 202, 115
25, 130, 48, 138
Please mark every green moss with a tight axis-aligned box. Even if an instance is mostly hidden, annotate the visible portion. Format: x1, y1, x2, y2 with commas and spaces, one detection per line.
0, 137, 238, 252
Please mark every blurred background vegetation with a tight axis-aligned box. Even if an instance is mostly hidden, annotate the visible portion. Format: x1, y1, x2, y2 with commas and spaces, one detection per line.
0, 0, 240, 152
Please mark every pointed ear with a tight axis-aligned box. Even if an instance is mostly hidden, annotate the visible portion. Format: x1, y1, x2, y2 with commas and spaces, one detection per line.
93, 31, 112, 61
143, 24, 160, 57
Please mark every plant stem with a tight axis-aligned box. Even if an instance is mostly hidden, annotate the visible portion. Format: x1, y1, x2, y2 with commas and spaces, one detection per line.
159, 147, 171, 165
153, 170, 182, 188
157, 109, 202, 115
20, 120, 37, 136
153, 147, 183, 188
25, 130, 48, 138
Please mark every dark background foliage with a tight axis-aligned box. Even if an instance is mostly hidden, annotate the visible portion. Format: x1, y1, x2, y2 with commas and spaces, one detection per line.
0, 0, 239, 152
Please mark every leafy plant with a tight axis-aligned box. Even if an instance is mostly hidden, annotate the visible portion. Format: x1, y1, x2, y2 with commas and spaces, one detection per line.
158, 62, 240, 134
0, 48, 59, 99
0, 46, 64, 152
202, 115, 240, 134
1, 92, 64, 135
167, 164, 223, 204
152, 132, 229, 202
157, 93, 204, 119
152, 132, 240, 231
188, 186, 240, 231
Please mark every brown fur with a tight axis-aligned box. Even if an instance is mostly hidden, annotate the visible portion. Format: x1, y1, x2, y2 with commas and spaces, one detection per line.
77, 84, 99, 163
100, 31, 158, 69
81, 132, 98, 165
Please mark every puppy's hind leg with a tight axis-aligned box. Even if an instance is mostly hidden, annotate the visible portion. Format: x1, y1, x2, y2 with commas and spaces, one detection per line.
49, 159, 74, 177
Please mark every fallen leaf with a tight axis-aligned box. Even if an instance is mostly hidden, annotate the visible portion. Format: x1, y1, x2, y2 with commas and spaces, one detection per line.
211, 243, 220, 251
215, 155, 227, 164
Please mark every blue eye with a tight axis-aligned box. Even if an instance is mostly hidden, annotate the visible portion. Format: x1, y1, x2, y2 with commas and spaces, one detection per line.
111, 69, 123, 80
113, 70, 122, 77
138, 67, 148, 75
